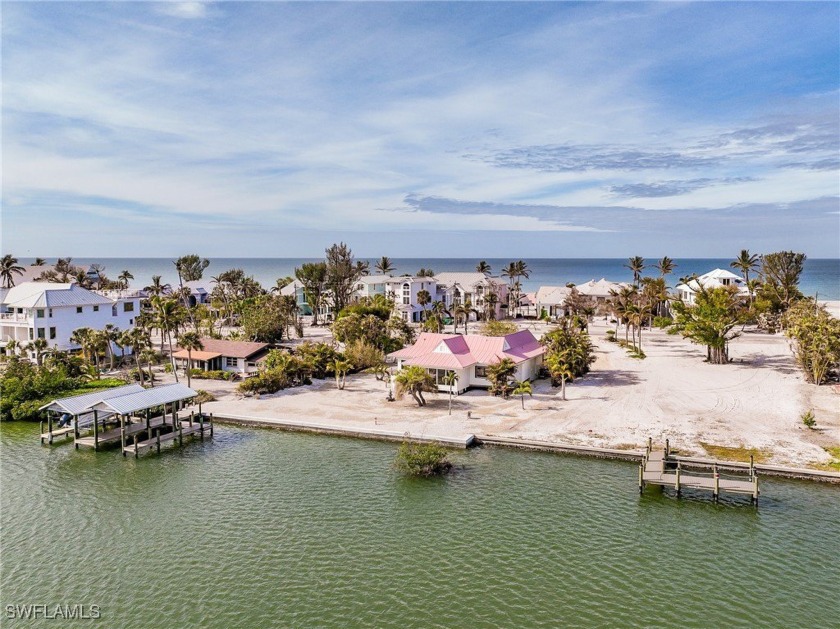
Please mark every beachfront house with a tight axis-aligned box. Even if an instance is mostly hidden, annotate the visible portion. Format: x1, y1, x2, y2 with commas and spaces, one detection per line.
388, 330, 545, 393
385, 277, 439, 323
434, 272, 508, 320
172, 337, 269, 377
534, 286, 572, 319
280, 280, 334, 320
353, 275, 393, 301
675, 269, 749, 305
0, 282, 141, 360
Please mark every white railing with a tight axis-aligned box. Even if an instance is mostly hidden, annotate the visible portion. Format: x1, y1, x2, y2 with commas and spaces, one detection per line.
0, 312, 30, 322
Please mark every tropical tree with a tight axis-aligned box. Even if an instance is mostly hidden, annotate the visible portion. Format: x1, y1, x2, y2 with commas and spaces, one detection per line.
476, 260, 492, 274
0, 255, 25, 288
325, 242, 366, 313
669, 285, 745, 364
295, 261, 328, 326
453, 300, 473, 335
426, 301, 448, 333
416, 268, 436, 278
150, 296, 185, 380
26, 338, 49, 367
394, 365, 436, 406
486, 357, 517, 398
654, 256, 676, 278
117, 270, 134, 290
375, 256, 395, 274
179, 331, 204, 388
625, 256, 646, 286
174, 254, 210, 282
70, 327, 97, 373
102, 324, 120, 371
333, 358, 352, 390
417, 289, 431, 322
730, 249, 760, 302
759, 251, 806, 313
144, 275, 171, 297
272, 277, 294, 292
512, 379, 532, 409
783, 300, 840, 385
32, 257, 46, 266
442, 371, 459, 415
545, 353, 575, 401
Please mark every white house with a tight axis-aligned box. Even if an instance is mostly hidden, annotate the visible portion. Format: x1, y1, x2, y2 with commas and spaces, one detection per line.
353, 275, 393, 300
534, 286, 572, 319
675, 269, 749, 304
388, 330, 545, 393
385, 277, 439, 323
434, 272, 508, 320
0, 282, 142, 359
172, 338, 269, 377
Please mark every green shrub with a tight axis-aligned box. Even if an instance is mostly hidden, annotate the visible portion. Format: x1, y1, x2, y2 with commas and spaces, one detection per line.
478, 320, 518, 336
194, 390, 217, 404
238, 371, 291, 395
344, 339, 385, 371
652, 316, 673, 329
802, 410, 816, 429
393, 441, 453, 476
189, 369, 232, 381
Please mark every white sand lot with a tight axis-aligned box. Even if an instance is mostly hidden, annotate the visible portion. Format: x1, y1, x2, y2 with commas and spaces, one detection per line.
198, 320, 839, 468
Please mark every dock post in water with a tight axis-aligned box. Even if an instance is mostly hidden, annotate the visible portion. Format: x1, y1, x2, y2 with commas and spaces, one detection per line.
210, 413, 214, 438
199, 412, 204, 441
156, 429, 161, 454
120, 415, 127, 457
665, 438, 670, 458
638, 463, 644, 494
712, 464, 720, 502
675, 463, 681, 497
93, 410, 99, 451
48, 413, 54, 445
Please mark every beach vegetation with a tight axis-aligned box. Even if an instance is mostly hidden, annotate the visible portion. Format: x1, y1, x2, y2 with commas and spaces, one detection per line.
815, 447, 840, 472
652, 316, 673, 329
1, 254, 25, 288
801, 410, 816, 429
333, 358, 352, 390
194, 389, 216, 404
394, 365, 436, 406
782, 299, 840, 385
669, 285, 745, 364
375, 256, 395, 274
478, 320, 518, 336
542, 326, 595, 399
292, 342, 342, 379
178, 331, 203, 388
476, 260, 491, 274
441, 371, 459, 414
343, 339, 386, 371
731, 249, 760, 304
486, 357, 517, 398
700, 442, 771, 464
240, 294, 300, 343
295, 262, 328, 326
188, 369, 234, 381
338, 295, 395, 321
416, 267, 435, 277
758, 251, 805, 314
624, 256, 645, 286
332, 313, 406, 352
325, 242, 367, 313
393, 441, 453, 476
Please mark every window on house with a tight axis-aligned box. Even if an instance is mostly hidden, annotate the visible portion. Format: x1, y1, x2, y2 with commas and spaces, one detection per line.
402, 283, 411, 305
475, 365, 487, 378
49, 309, 53, 318
37, 328, 46, 339
36, 309, 45, 318
76, 306, 83, 314
49, 327, 56, 340
29, 328, 34, 340
225, 357, 238, 368
124, 302, 134, 312
93, 305, 99, 312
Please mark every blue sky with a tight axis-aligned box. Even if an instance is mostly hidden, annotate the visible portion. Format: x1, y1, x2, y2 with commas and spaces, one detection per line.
2, 1, 838, 258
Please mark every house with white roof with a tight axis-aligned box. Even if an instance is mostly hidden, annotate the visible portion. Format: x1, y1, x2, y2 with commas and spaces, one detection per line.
387, 330, 545, 393
353, 275, 393, 300
434, 272, 508, 320
0, 282, 141, 359
385, 277, 439, 323
675, 269, 749, 305
534, 286, 573, 319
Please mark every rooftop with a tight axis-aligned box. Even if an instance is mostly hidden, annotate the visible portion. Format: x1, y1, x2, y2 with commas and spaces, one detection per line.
0, 282, 115, 309
388, 330, 545, 370
175, 337, 269, 359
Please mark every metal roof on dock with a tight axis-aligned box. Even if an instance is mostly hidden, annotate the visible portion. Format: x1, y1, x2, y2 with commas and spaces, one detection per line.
39, 384, 145, 415
87, 383, 197, 415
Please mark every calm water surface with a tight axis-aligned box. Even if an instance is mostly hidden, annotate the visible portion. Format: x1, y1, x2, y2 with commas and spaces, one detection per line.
1, 423, 838, 628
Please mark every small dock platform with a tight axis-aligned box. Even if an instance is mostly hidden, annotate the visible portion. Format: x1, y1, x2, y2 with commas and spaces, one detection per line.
639, 439, 759, 503
75, 416, 169, 449
123, 416, 212, 457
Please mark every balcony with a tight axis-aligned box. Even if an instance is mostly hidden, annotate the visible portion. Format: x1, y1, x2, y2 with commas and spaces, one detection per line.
0, 312, 31, 324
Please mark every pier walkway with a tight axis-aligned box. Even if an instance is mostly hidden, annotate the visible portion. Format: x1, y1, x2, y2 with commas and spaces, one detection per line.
640, 439, 759, 503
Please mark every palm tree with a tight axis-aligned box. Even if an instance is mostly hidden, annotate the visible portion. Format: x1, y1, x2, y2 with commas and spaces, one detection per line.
476, 261, 491, 274
654, 256, 676, 278
26, 338, 49, 366
484, 291, 499, 321
32, 257, 46, 266
102, 324, 120, 371
151, 296, 184, 382
731, 249, 760, 304
70, 327, 97, 372
178, 331, 204, 388
417, 289, 431, 322
334, 358, 352, 390
0, 255, 25, 288
453, 301, 472, 335
512, 379, 532, 409
375, 256, 395, 275
394, 365, 436, 406
144, 275, 171, 297
430, 301, 447, 333
442, 371, 459, 415
416, 268, 435, 278
485, 357, 517, 398
118, 270, 134, 290
625, 256, 645, 286
545, 354, 574, 401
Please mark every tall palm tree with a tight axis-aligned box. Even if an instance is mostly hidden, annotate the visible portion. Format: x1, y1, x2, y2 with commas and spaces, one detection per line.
731, 249, 760, 304
654, 256, 676, 278
375, 256, 395, 275
32, 257, 46, 266
625, 256, 645, 286
118, 270, 134, 290
546, 353, 574, 401
430, 301, 447, 333
484, 291, 499, 321
144, 275, 171, 297
70, 327, 95, 369
102, 324, 120, 371
417, 289, 431, 322
151, 296, 184, 382
178, 331, 203, 388
442, 371, 459, 415
0, 255, 25, 288
476, 261, 491, 274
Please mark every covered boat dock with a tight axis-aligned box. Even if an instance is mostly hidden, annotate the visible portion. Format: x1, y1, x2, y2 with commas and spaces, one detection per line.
39, 384, 145, 445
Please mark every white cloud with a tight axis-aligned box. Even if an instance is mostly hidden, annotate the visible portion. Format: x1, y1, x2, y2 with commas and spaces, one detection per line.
156, 2, 209, 20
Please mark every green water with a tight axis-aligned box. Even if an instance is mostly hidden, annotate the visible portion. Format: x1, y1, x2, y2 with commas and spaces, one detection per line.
1, 423, 838, 628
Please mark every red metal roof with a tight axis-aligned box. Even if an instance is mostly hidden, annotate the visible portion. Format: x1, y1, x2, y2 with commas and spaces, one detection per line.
388, 330, 545, 370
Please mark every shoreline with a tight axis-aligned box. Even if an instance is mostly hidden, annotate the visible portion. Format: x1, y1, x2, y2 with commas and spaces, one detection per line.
212, 413, 840, 484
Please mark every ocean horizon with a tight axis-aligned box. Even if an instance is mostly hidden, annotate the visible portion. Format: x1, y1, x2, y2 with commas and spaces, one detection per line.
16, 256, 840, 300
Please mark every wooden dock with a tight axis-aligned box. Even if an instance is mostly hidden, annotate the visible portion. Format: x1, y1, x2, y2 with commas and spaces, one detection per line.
123, 415, 212, 457
75, 416, 169, 449
639, 439, 759, 503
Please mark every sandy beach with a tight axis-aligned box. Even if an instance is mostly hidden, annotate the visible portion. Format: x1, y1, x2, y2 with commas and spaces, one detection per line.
195, 320, 840, 468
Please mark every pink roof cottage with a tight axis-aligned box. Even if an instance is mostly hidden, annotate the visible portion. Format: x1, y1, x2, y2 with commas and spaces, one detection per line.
388, 330, 545, 393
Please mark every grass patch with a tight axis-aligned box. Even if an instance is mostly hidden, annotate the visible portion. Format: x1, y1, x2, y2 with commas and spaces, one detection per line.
813, 447, 840, 472
699, 442, 772, 464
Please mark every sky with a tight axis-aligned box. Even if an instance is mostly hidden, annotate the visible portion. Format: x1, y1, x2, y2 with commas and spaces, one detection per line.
2, 1, 839, 258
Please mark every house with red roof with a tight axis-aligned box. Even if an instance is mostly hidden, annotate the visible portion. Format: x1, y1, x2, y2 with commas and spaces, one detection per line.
387, 330, 545, 393
173, 337, 269, 377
